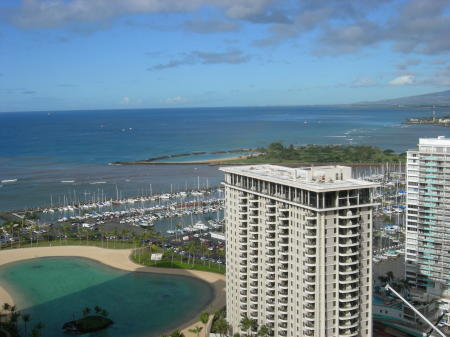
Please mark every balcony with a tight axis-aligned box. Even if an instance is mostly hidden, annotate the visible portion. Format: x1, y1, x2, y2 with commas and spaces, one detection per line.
339, 248, 358, 257
278, 314, 288, 322
339, 258, 358, 266
306, 213, 317, 221
339, 239, 359, 248
250, 311, 258, 318
305, 248, 316, 257
305, 239, 317, 249
279, 281, 288, 289
340, 311, 359, 320
240, 304, 247, 310
266, 249, 275, 257
339, 276, 359, 285
339, 220, 359, 229
339, 329, 358, 337
239, 221, 247, 229
266, 258, 275, 265
339, 303, 359, 311
339, 320, 359, 329
339, 293, 359, 302
304, 304, 315, 312
339, 267, 359, 275
339, 211, 359, 219
339, 286, 358, 294
266, 314, 274, 321
339, 230, 359, 238
266, 291, 275, 298
305, 286, 315, 294
279, 305, 288, 313
250, 296, 258, 303
304, 295, 315, 303
279, 263, 289, 271
279, 230, 289, 238
239, 245, 247, 252
266, 282, 275, 289
279, 273, 289, 280
279, 220, 289, 229
305, 258, 316, 266
249, 273, 258, 280
278, 239, 289, 247
304, 277, 315, 285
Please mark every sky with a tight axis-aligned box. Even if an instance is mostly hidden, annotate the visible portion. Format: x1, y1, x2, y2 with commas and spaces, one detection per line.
0, 0, 449, 112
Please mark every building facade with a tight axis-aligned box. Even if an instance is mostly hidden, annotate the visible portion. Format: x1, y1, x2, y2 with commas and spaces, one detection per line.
406, 137, 450, 299
221, 165, 378, 337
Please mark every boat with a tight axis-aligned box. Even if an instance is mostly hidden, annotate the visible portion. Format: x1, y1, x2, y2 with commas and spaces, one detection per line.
1, 179, 17, 183
61, 180, 75, 183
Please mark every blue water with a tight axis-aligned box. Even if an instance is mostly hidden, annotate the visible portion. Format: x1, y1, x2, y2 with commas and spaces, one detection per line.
0, 257, 214, 337
1, 106, 449, 210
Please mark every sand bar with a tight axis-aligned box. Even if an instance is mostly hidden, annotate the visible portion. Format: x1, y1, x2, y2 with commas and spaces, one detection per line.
0, 246, 225, 337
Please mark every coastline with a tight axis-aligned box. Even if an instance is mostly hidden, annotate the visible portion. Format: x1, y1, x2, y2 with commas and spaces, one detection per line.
0, 246, 225, 337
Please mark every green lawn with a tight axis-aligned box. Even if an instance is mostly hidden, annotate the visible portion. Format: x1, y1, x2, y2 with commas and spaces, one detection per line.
132, 250, 225, 274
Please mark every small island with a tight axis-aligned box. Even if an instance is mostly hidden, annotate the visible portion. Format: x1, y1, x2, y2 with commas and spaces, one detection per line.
404, 115, 450, 127
63, 306, 112, 334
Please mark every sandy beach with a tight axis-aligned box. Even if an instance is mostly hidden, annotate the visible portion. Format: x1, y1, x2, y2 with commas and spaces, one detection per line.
0, 246, 225, 337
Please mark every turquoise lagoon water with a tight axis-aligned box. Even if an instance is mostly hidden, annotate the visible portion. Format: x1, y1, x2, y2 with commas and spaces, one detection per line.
0, 257, 214, 337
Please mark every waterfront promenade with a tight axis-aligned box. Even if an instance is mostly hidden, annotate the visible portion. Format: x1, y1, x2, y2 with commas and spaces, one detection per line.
0, 246, 225, 337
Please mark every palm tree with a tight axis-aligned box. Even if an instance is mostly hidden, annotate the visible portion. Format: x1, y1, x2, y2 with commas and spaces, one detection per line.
170, 329, 185, 337
199, 311, 209, 325
94, 305, 102, 315
100, 309, 109, 317
82, 307, 91, 317
249, 319, 258, 337
240, 316, 252, 337
215, 317, 229, 337
188, 326, 203, 337
3, 303, 10, 313
257, 325, 269, 337
22, 313, 31, 336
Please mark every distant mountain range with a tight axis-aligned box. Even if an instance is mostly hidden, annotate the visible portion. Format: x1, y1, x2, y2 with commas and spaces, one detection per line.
357, 89, 450, 106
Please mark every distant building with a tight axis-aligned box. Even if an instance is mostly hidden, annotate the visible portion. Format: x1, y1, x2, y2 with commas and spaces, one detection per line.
406, 137, 450, 303
221, 165, 379, 337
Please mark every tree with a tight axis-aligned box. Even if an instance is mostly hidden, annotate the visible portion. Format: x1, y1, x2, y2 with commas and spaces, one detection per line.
215, 317, 230, 337
22, 313, 32, 336
94, 305, 102, 314
170, 329, 185, 337
100, 309, 109, 317
257, 325, 269, 337
82, 307, 91, 317
199, 311, 209, 325
240, 317, 252, 337
188, 326, 203, 337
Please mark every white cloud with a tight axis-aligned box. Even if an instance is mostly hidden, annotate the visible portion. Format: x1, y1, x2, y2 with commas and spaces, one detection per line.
120, 96, 142, 105
164, 96, 188, 104
388, 75, 415, 86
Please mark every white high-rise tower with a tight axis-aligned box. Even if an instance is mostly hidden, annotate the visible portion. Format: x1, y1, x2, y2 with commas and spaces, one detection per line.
221, 165, 379, 337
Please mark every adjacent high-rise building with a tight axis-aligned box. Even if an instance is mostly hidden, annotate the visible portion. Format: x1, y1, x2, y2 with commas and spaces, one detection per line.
406, 137, 450, 299
221, 165, 379, 337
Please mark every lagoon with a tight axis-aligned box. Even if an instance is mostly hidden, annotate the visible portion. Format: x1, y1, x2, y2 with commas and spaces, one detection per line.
0, 257, 214, 337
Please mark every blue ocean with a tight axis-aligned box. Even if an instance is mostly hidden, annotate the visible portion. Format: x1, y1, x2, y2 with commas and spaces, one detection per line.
0, 105, 449, 210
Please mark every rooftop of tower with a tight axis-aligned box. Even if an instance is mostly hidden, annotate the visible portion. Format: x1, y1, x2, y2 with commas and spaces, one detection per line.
220, 164, 379, 192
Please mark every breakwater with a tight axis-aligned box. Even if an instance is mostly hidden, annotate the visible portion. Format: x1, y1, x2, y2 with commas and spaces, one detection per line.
110, 148, 256, 165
